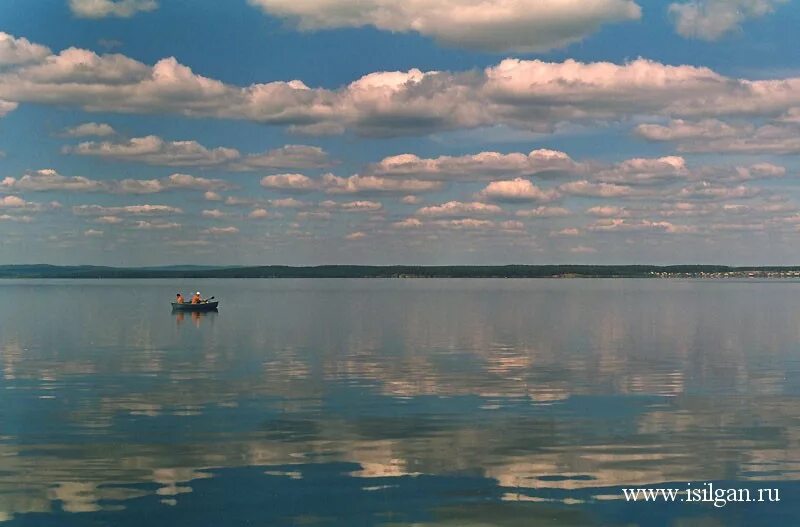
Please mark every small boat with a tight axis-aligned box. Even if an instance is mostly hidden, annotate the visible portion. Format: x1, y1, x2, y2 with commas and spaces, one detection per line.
171, 301, 219, 311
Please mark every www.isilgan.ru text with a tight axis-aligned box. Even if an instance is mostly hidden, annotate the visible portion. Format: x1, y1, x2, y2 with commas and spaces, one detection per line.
623, 483, 780, 508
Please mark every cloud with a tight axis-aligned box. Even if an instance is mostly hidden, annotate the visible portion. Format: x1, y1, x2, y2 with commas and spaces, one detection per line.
595, 156, 691, 186
319, 200, 383, 212
95, 215, 122, 224
0, 33, 50, 65
392, 218, 423, 229
345, 231, 367, 240
2, 169, 231, 194
637, 119, 800, 154
260, 173, 317, 192
368, 149, 585, 181
427, 218, 526, 232
296, 211, 332, 220
434, 218, 497, 230
133, 220, 181, 230
676, 182, 762, 201
83, 228, 104, 237
733, 163, 786, 181
588, 219, 697, 234
586, 205, 630, 217
72, 204, 182, 216
260, 172, 442, 194
0, 100, 17, 117
201, 209, 230, 219
559, 180, 639, 198
2, 169, 106, 192
635, 119, 745, 142
248, 208, 270, 219
202, 226, 239, 235
0, 214, 33, 223
6, 35, 800, 137
515, 206, 571, 218
417, 201, 502, 217
69, 0, 158, 19
0, 195, 40, 210
231, 145, 331, 170
669, 0, 787, 41
477, 178, 560, 202
62, 122, 116, 137
269, 198, 306, 208
116, 173, 232, 194
322, 174, 443, 194
65, 135, 240, 166
247, 0, 641, 53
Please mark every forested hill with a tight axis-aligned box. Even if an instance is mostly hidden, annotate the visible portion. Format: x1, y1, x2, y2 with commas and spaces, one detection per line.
1, 265, 799, 279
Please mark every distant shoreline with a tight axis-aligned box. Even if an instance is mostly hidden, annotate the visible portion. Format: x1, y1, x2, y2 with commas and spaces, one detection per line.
2, 265, 800, 279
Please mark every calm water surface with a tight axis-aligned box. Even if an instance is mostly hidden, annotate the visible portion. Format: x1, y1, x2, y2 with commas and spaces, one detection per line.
1, 279, 800, 526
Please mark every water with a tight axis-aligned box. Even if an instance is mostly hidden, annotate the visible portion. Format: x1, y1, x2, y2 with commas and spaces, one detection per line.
1, 279, 799, 526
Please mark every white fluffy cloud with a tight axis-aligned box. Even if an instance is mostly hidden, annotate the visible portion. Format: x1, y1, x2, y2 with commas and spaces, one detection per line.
66, 135, 334, 170
368, 149, 585, 180
676, 182, 762, 201
595, 156, 691, 186
259, 172, 441, 194
72, 204, 183, 216
635, 119, 745, 141
417, 201, 503, 217
669, 0, 787, 40
133, 220, 181, 230
0, 100, 18, 118
116, 173, 232, 194
260, 173, 317, 192
636, 119, 800, 154
0, 195, 37, 209
65, 135, 240, 166
515, 206, 571, 218
559, 180, 639, 198
248, 208, 270, 219
586, 205, 630, 218
203, 226, 239, 235
322, 174, 443, 194
5, 33, 800, 137
392, 218, 423, 229
62, 122, 116, 137
2, 169, 231, 194
588, 218, 697, 234
427, 218, 525, 232
231, 145, 331, 170
69, 0, 158, 19
319, 200, 383, 212
0, 33, 50, 65
248, 0, 641, 53
477, 178, 561, 202
2, 169, 106, 192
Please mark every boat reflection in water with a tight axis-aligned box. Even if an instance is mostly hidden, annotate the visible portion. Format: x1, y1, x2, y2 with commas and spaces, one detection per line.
174, 309, 216, 328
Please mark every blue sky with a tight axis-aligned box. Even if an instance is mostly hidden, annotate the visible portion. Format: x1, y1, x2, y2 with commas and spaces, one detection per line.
1, 0, 800, 265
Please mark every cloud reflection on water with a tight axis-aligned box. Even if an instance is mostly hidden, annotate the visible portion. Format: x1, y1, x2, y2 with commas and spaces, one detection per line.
0, 279, 799, 523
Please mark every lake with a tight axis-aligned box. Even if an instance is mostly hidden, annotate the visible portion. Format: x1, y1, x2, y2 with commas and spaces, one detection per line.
1, 279, 799, 526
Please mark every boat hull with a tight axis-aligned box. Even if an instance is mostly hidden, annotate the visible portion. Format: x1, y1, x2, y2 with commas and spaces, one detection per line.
171, 301, 218, 311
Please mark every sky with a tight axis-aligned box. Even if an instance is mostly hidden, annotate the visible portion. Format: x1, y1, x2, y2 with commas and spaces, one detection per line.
1, 0, 800, 266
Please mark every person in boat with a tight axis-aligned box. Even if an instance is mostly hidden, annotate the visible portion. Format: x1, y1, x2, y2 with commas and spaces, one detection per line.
191, 291, 203, 304
176, 293, 184, 304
